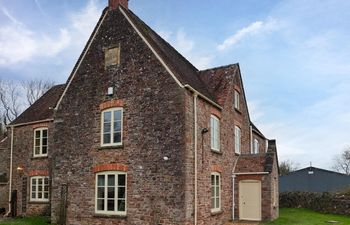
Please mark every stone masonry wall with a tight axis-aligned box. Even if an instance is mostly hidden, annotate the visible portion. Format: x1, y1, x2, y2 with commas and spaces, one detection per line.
0, 137, 9, 212
51, 8, 187, 225
10, 123, 52, 217
183, 69, 252, 225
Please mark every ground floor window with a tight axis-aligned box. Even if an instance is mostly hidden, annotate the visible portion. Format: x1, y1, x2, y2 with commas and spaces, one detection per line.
95, 171, 127, 215
211, 172, 221, 212
30, 176, 49, 202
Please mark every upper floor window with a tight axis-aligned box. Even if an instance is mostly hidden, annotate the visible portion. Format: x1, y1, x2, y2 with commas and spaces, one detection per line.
253, 139, 259, 154
235, 126, 241, 154
210, 115, 220, 151
101, 108, 123, 146
211, 172, 221, 212
96, 171, 127, 215
234, 90, 240, 110
33, 128, 48, 157
30, 176, 49, 202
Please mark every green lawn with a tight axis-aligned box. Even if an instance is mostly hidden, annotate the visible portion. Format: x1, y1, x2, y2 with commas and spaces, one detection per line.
0, 217, 50, 225
1, 209, 350, 225
264, 208, 350, 225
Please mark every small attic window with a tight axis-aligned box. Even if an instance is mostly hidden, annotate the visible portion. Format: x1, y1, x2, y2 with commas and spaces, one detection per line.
105, 46, 120, 68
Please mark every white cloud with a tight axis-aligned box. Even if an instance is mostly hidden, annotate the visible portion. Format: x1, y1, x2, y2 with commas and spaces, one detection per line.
70, 0, 101, 39
251, 82, 350, 169
247, 100, 265, 122
217, 18, 280, 51
42, 29, 72, 56
0, 0, 102, 67
174, 29, 194, 56
1, 7, 23, 26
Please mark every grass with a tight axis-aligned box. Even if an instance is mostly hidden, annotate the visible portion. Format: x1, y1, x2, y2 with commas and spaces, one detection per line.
1, 209, 350, 225
0, 217, 50, 225
264, 208, 350, 225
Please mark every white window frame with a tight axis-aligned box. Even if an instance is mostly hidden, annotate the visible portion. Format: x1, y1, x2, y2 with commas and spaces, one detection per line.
234, 90, 240, 110
101, 108, 123, 147
211, 172, 221, 212
95, 171, 127, 216
33, 128, 48, 157
210, 115, 220, 151
253, 139, 259, 154
30, 176, 49, 202
235, 126, 241, 154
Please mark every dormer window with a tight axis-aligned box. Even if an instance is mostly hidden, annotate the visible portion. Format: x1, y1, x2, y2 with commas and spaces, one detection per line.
33, 128, 48, 157
234, 90, 240, 110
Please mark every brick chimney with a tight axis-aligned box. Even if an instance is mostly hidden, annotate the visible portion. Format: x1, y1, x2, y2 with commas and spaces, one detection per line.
109, 0, 128, 10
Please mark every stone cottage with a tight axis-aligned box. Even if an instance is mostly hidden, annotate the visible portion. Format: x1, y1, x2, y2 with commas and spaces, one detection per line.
2, 0, 279, 224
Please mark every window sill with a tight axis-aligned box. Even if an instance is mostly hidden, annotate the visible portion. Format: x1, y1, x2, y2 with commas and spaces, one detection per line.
234, 108, 242, 114
98, 145, 124, 150
28, 201, 49, 204
211, 149, 223, 155
234, 153, 241, 156
211, 210, 223, 216
93, 213, 127, 219
31, 156, 48, 160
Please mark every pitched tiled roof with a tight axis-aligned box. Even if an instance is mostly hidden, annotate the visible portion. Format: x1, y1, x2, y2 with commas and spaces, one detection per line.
235, 152, 276, 174
235, 155, 267, 173
11, 84, 65, 125
198, 64, 239, 105
123, 8, 218, 104
251, 122, 266, 139
0, 137, 7, 149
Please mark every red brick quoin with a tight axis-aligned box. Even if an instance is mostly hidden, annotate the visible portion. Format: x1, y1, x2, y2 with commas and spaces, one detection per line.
99, 99, 124, 111
29, 170, 49, 177
92, 163, 128, 173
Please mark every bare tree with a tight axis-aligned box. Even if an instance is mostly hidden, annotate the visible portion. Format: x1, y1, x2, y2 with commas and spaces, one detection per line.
0, 78, 54, 126
279, 159, 299, 176
0, 79, 22, 125
22, 79, 55, 106
333, 147, 350, 175
0, 114, 5, 138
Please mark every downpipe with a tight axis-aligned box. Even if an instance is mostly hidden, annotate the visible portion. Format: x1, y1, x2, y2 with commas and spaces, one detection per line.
5, 126, 14, 217
193, 93, 198, 225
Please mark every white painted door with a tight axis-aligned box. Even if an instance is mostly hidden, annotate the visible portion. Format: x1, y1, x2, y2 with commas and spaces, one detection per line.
239, 180, 262, 221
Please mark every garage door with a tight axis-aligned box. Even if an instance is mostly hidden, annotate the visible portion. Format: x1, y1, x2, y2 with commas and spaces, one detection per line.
239, 180, 261, 221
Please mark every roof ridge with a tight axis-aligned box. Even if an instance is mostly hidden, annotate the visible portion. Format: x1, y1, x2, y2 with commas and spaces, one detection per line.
10, 84, 65, 125
198, 63, 239, 73
123, 8, 218, 104
126, 9, 200, 73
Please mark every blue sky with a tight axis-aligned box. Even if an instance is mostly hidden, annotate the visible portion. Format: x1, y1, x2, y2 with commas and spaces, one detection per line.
1, 0, 349, 169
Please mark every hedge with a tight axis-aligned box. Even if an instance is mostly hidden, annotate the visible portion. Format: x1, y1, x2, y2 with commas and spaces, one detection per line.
280, 192, 350, 215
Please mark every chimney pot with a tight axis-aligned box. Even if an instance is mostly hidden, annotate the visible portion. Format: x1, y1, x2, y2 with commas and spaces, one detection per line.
109, 0, 128, 10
